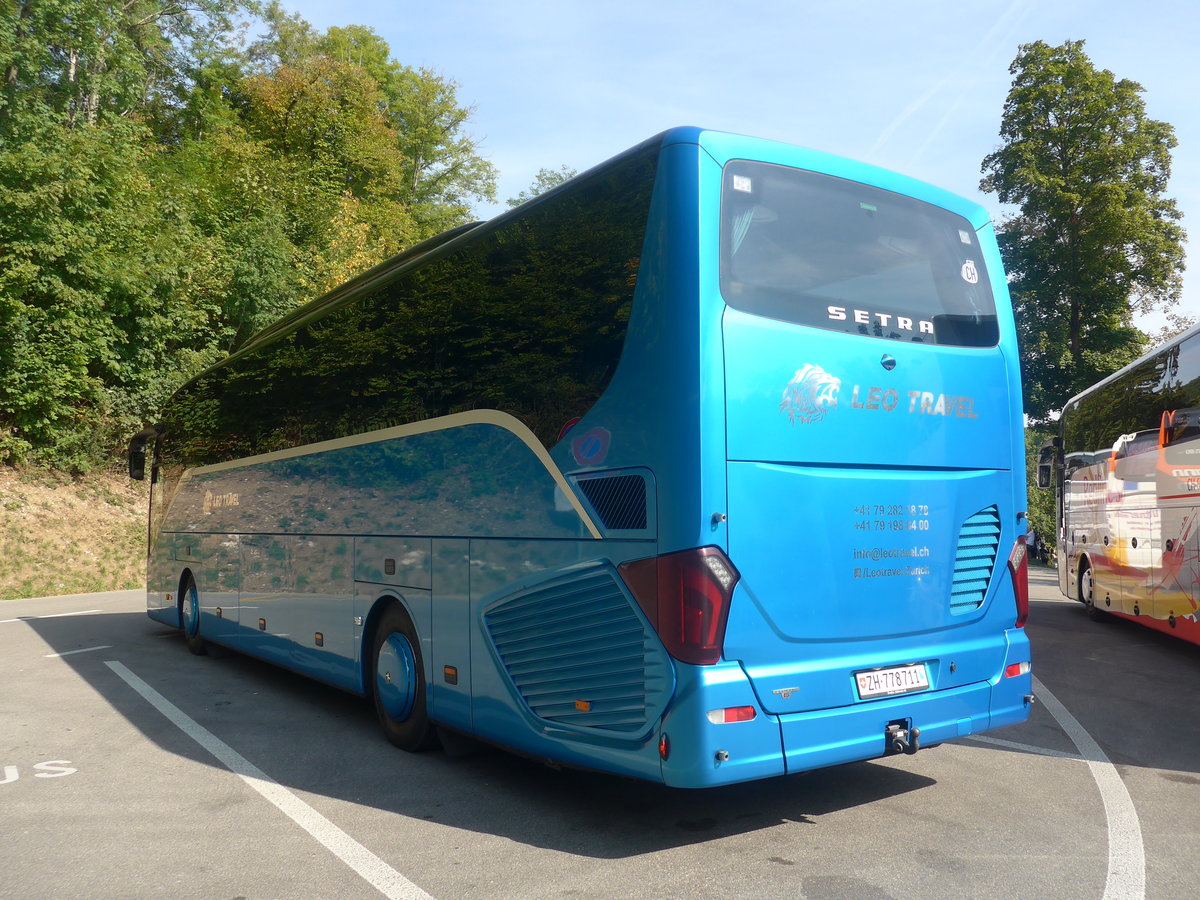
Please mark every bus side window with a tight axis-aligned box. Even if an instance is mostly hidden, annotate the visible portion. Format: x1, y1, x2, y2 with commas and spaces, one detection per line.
1161, 409, 1200, 448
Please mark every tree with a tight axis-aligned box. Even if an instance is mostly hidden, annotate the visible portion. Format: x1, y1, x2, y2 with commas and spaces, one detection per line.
506, 165, 577, 208
383, 66, 497, 232
1, 0, 239, 136
250, 15, 497, 235
0, 1, 249, 469
1023, 424, 1057, 559
0, 2, 501, 470
980, 40, 1188, 422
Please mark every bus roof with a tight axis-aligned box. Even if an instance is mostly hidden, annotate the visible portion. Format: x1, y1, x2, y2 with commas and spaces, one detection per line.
182, 126, 1000, 395
684, 128, 993, 229
1062, 319, 1200, 412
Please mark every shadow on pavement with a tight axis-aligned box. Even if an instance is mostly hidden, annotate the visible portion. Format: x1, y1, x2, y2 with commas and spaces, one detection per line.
19, 605, 939, 859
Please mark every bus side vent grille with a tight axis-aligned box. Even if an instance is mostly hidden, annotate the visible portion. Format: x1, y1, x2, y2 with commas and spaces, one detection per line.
484, 568, 672, 736
577, 475, 647, 531
951, 505, 1001, 614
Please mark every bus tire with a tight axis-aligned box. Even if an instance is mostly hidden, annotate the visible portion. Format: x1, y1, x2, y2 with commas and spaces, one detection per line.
179, 574, 207, 655
371, 604, 437, 752
1079, 563, 1109, 623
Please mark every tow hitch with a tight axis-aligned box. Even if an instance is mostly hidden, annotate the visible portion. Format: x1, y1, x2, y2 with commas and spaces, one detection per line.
885, 720, 921, 755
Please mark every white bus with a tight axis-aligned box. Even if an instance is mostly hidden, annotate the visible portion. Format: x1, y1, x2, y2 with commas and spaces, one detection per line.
1040, 323, 1200, 643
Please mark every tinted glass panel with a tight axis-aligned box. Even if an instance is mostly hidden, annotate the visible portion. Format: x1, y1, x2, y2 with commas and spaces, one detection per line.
160, 147, 659, 471
720, 160, 998, 347
1062, 351, 1175, 469
1061, 332, 1200, 509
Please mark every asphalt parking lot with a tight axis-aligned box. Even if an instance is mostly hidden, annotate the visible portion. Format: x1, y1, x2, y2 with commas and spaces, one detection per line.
3, 568, 1198, 899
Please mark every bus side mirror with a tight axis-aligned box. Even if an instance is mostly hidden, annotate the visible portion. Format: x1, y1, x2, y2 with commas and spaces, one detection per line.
128, 427, 158, 481
1036, 460, 1052, 490
1035, 439, 1060, 490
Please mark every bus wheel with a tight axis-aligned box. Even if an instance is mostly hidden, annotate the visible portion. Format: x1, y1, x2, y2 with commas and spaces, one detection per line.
371, 605, 437, 751
1080, 565, 1109, 623
179, 575, 207, 655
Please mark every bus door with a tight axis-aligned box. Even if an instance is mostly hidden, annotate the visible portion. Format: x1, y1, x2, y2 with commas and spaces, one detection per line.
239, 533, 295, 664
1083, 438, 1128, 608
1110, 430, 1160, 615
1061, 453, 1105, 600
236, 533, 357, 683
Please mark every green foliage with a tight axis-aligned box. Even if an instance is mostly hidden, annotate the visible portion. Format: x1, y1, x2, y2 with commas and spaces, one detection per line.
1024, 425, 1057, 555
251, 8, 498, 232
0, 119, 163, 469
507, 165, 578, 208
0, 1, 498, 471
981, 40, 1188, 422
387, 65, 498, 230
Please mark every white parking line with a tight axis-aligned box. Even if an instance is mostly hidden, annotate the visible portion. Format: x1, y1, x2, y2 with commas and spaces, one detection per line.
104, 660, 433, 900
45, 645, 113, 658
1033, 675, 1145, 900
965, 733, 1083, 761
1, 609, 102, 624
971, 686, 1146, 899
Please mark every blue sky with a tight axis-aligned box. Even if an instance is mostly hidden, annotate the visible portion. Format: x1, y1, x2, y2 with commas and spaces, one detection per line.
283, 0, 1199, 329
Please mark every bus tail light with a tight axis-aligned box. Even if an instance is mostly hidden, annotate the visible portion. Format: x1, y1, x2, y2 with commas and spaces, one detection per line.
1007, 535, 1029, 627
1005, 661, 1031, 678
707, 706, 757, 724
618, 546, 740, 666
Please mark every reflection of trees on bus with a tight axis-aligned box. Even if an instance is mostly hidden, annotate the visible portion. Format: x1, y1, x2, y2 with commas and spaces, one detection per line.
161, 148, 659, 471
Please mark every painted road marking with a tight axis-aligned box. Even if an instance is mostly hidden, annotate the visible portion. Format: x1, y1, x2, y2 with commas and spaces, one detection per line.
104, 660, 433, 900
969, 680, 1145, 900
44, 646, 113, 658
1032, 675, 1145, 900
966, 733, 1084, 761
1, 609, 102, 624
2, 761, 78, 785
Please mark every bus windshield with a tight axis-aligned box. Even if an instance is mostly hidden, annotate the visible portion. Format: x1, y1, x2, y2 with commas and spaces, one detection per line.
720, 160, 998, 347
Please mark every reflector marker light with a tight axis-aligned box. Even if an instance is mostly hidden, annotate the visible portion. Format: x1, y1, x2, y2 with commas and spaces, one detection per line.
706, 706, 757, 724
1005, 661, 1031, 679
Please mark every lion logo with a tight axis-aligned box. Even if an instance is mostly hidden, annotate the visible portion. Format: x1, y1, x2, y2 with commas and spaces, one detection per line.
780, 364, 841, 424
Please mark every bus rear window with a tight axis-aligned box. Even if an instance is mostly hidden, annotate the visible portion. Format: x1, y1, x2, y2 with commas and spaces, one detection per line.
720, 160, 999, 347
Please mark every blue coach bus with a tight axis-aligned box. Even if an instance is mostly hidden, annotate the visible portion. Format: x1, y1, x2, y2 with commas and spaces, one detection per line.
129, 127, 1032, 787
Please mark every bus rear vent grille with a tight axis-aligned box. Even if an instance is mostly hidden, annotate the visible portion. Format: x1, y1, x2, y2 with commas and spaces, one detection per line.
951, 505, 1001, 614
484, 568, 671, 734
578, 475, 647, 531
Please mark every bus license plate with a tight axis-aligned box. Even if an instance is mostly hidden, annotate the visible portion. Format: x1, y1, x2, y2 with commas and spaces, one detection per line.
855, 664, 929, 700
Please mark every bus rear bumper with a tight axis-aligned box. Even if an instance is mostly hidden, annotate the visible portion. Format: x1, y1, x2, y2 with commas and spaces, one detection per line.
778, 677, 1029, 774
657, 647, 1032, 787
657, 662, 788, 788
